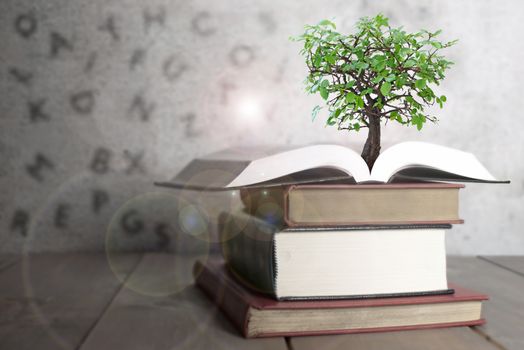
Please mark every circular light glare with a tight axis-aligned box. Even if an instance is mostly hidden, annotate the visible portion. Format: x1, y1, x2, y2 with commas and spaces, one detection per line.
235, 95, 263, 123
178, 204, 208, 237
104, 192, 211, 297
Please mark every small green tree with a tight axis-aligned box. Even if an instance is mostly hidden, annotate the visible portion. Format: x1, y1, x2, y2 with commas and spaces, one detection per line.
293, 14, 457, 169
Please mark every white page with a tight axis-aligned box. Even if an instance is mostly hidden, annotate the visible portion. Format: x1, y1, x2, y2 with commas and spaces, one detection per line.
370, 141, 497, 182
275, 228, 447, 297
226, 145, 370, 187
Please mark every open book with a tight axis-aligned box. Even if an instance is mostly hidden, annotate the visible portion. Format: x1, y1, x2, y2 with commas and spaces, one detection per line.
156, 141, 508, 190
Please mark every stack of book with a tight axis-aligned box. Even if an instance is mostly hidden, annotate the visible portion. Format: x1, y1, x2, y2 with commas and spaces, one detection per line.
157, 142, 507, 338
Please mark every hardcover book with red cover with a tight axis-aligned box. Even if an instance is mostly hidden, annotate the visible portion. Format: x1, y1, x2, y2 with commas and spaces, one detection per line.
194, 259, 487, 338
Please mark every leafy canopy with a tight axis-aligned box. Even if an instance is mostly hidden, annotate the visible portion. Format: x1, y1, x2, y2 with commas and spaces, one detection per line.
293, 14, 457, 131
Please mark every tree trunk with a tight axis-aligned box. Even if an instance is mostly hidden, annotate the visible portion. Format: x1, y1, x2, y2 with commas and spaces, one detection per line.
361, 112, 381, 171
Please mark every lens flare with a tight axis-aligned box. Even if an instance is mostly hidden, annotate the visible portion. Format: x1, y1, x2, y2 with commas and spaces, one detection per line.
178, 204, 208, 237
234, 94, 263, 123
105, 191, 211, 297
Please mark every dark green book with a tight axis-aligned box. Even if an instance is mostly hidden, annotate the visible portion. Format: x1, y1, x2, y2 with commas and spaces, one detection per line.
220, 211, 453, 300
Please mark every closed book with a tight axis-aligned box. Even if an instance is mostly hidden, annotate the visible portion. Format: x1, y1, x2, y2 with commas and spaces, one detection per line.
240, 183, 464, 227
220, 211, 452, 300
194, 259, 487, 338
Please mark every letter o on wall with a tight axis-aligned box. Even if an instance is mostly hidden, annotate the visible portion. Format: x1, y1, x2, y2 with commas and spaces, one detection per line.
229, 45, 255, 68
15, 12, 37, 38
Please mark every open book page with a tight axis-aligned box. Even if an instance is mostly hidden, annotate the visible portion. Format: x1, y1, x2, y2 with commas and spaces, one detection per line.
157, 142, 507, 190
370, 142, 499, 183
227, 145, 369, 187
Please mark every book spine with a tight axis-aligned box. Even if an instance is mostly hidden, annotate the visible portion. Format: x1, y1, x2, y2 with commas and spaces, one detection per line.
285, 219, 465, 227
283, 224, 453, 232
219, 212, 278, 296
193, 261, 251, 337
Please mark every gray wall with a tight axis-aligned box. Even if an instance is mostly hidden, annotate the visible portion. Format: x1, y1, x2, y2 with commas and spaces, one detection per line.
0, 0, 522, 254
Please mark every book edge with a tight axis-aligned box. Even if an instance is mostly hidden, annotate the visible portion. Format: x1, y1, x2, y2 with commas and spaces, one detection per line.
247, 318, 486, 338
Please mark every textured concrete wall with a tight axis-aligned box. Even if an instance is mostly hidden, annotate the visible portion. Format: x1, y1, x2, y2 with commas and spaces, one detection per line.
0, 0, 522, 254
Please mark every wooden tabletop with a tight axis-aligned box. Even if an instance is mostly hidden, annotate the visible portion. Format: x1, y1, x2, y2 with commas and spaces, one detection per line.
0, 253, 522, 350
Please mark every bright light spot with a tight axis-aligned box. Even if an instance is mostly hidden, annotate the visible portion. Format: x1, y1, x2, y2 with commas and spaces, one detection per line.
178, 205, 208, 236
234, 95, 263, 123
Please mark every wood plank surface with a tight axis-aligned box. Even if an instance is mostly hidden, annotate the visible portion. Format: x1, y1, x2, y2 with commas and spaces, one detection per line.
0, 255, 19, 272
80, 253, 287, 350
0, 253, 141, 350
480, 256, 524, 277
2, 254, 522, 350
448, 256, 524, 350
291, 327, 499, 350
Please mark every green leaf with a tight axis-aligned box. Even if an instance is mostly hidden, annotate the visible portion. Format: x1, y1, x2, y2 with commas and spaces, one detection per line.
399, 47, 411, 57
325, 55, 336, 65
320, 86, 329, 100
372, 76, 383, 84
373, 99, 384, 108
415, 79, 426, 89
380, 82, 392, 96
326, 32, 339, 41
345, 92, 356, 103
319, 19, 336, 29
356, 62, 370, 70
390, 111, 399, 120
309, 80, 319, 93
395, 75, 407, 88
412, 114, 426, 130
436, 97, 443, 108
385, 74, 396, 82
404, 59, 416, 68
376, 61, 386, 71
375, 14, 389, 27
355, 96, 364, 109
313, 55, 322, 67
311, 105, 322, 121
440, 95, 447, 102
